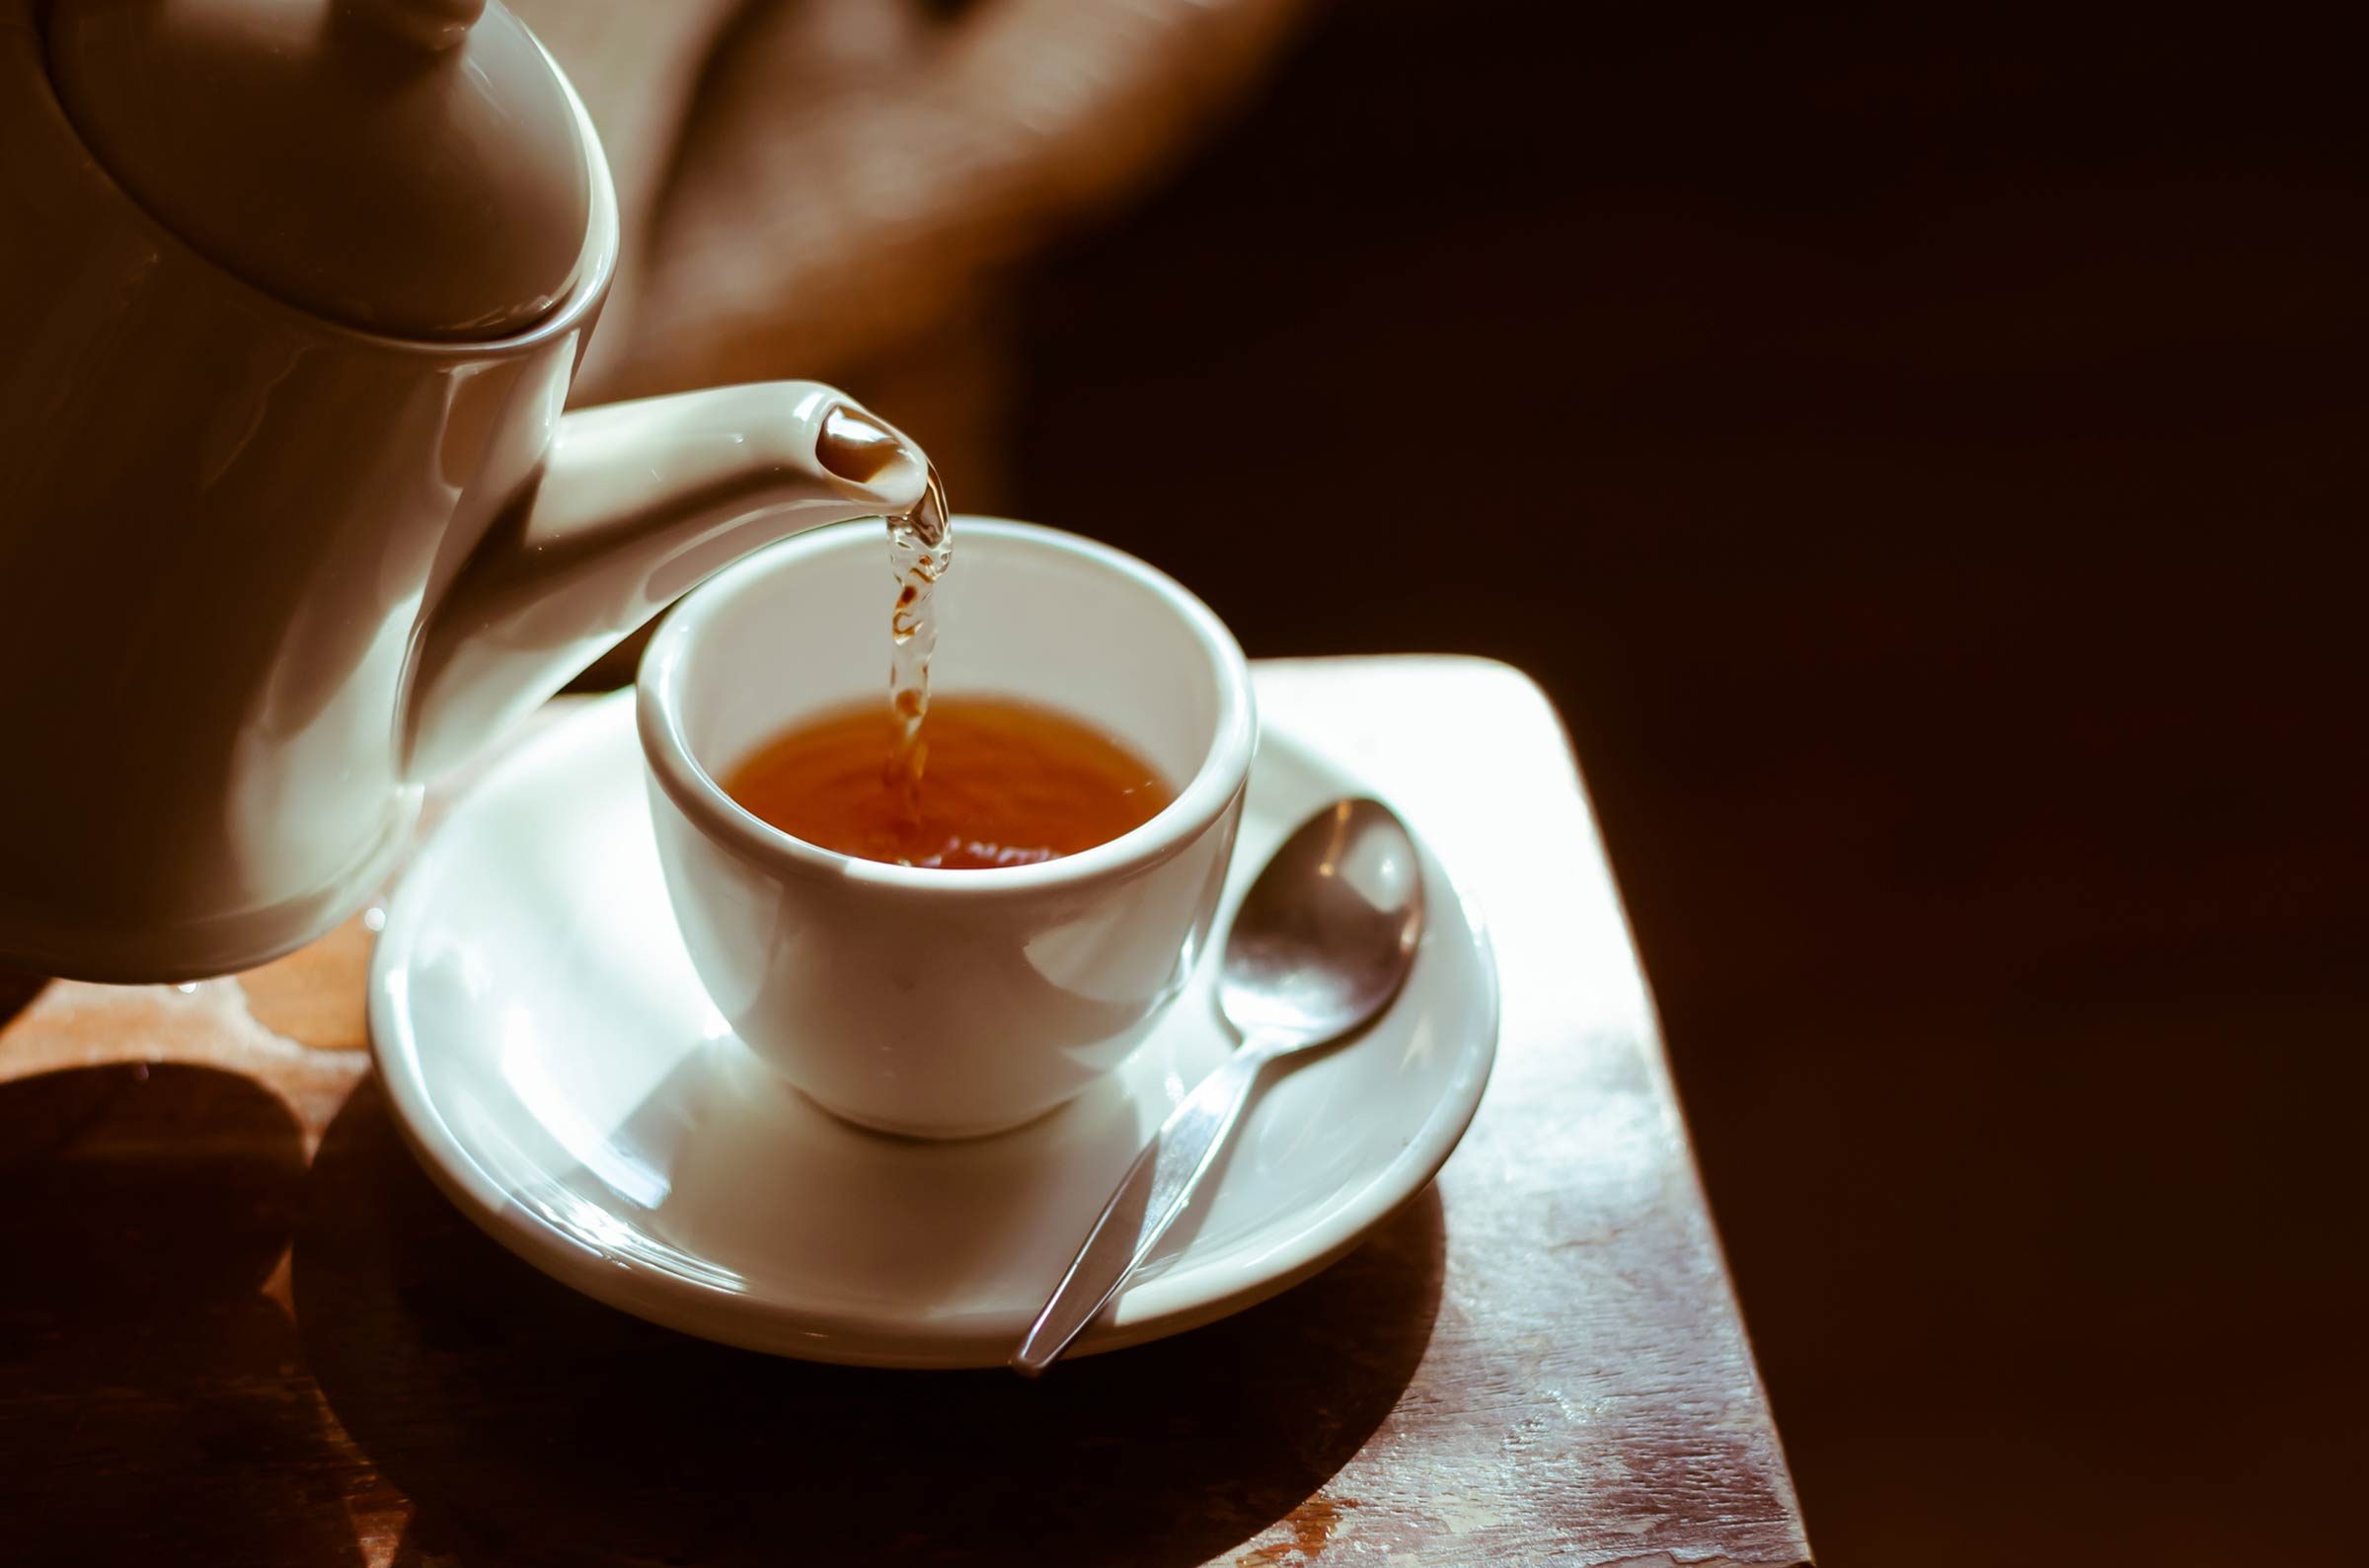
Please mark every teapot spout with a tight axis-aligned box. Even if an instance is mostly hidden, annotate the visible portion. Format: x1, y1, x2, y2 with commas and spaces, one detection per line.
403, 381, 927, 780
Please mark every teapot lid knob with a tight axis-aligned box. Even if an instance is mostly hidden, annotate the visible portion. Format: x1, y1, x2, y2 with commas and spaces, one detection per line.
45, 0, 593, 341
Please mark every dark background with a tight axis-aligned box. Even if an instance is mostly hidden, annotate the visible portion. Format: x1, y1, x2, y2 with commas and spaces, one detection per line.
998, 2, 2369, 1560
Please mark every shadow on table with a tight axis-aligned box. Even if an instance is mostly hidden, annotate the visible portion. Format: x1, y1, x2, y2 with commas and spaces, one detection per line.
295, 1075, 1444, 1568
0, 1063, 365, 1567
0, 963, 44, 1028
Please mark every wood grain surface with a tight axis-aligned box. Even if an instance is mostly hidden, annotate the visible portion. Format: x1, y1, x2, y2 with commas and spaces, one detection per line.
0, 659, 1807, 1566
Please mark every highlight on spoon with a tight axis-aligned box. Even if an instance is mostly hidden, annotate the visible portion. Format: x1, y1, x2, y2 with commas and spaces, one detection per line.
1216, 798, 1424, 1043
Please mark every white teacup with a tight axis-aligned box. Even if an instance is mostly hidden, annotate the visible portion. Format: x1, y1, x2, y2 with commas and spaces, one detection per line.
638, 518, 1256, 1138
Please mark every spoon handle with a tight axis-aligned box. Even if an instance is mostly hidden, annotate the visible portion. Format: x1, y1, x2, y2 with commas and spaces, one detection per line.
1011, 1042, 1275, 1375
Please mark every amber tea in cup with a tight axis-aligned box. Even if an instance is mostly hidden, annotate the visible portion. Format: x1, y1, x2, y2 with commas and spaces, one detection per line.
725, 696, 1173, 869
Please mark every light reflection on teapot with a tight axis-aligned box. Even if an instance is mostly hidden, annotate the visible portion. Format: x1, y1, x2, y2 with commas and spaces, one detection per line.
0, 0, 931, 980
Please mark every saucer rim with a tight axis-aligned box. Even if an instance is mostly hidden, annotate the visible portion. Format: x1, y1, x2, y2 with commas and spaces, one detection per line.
368, 691, 1498, 1368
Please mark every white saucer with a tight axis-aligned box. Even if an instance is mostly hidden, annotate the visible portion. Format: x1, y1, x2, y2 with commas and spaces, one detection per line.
368, 692, 1496, 1368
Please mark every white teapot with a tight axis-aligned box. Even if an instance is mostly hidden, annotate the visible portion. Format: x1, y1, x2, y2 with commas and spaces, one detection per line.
0, 0, 933, 980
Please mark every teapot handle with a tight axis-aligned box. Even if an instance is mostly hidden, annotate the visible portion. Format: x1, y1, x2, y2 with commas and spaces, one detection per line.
401, 380, 927, 780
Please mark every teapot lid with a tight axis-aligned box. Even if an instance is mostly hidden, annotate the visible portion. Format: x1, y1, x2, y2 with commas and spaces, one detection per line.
45, 0, 592, 340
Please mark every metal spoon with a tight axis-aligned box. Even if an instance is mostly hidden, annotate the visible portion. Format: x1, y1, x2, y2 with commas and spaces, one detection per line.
1011, 797, 1425, 1375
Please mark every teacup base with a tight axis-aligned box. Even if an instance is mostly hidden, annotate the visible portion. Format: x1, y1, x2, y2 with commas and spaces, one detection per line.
790, 1083, 1076, 1142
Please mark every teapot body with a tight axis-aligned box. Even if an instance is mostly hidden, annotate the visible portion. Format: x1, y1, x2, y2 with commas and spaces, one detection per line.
0, 3, 928, 982
0, 3, 604, 978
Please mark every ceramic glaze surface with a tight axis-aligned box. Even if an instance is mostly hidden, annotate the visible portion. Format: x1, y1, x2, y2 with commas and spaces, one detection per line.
370, 691, 1496, 1367
639, 521, 1258, 1137
0, 1, 928, 981
45, 0, 591, 338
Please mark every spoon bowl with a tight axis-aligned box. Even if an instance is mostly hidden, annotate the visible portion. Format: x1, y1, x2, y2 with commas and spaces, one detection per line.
1217, 797, 1425, 1045
1013, 796, 1425, 1374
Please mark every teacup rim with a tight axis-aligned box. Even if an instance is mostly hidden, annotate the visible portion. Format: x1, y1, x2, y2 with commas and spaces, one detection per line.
637, 516, 1257, 897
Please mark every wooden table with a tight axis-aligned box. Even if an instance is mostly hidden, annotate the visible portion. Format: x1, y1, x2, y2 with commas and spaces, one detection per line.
0, 656, 1809, 1566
